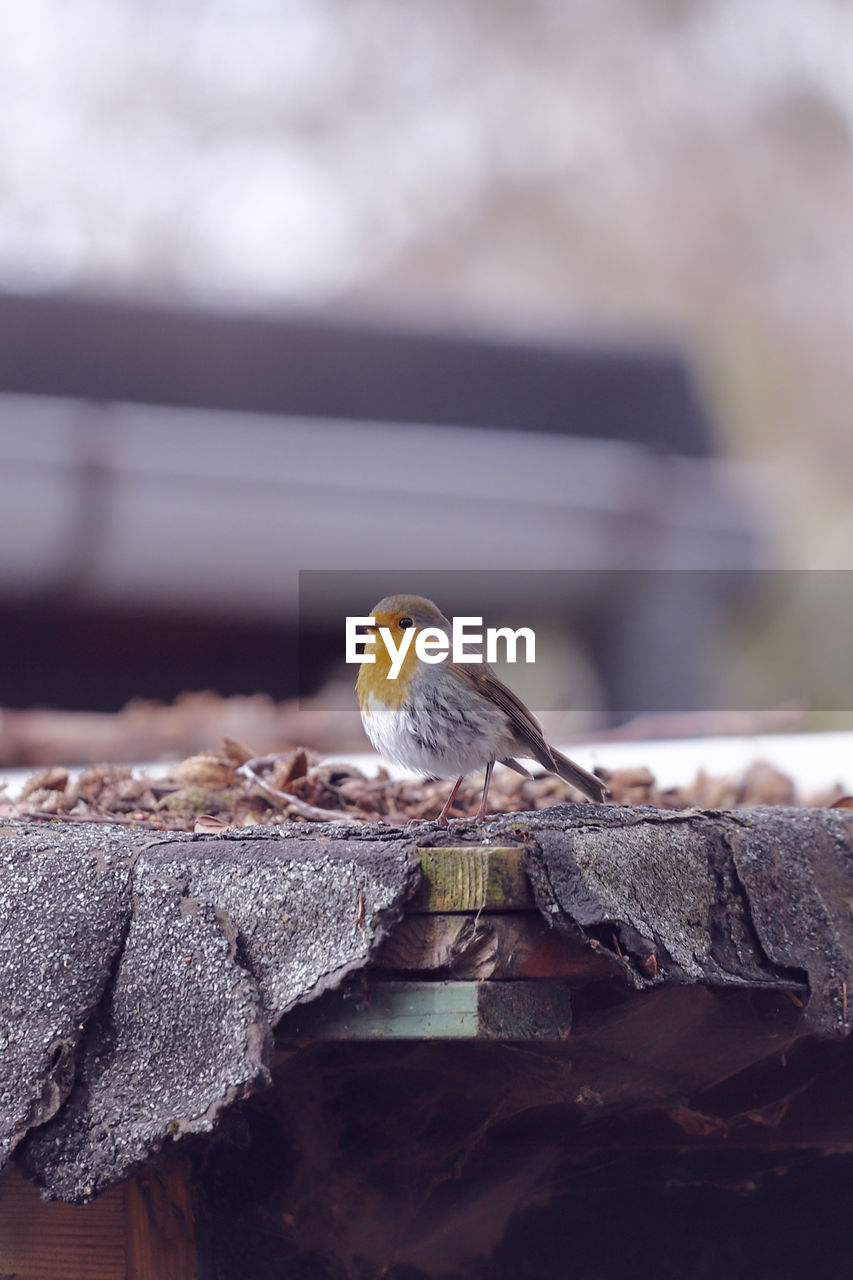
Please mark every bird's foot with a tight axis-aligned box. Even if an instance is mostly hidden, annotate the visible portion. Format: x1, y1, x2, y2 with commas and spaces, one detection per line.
405, 816, 441, 831
446, 811, 495, 828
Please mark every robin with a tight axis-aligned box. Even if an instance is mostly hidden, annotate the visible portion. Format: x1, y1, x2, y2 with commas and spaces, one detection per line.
356, 594, 607, 824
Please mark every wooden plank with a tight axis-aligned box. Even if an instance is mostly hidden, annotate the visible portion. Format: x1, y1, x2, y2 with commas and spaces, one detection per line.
0, 1163, 125, 1280
279, 979, 573, 1041
372, 911, 619, 980
124, 1156, 199, 1280
410, 846, 535, 913
0, 1155, 198, 1280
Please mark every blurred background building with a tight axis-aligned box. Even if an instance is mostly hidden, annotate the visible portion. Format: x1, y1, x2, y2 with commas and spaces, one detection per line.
1, 0, 850, 732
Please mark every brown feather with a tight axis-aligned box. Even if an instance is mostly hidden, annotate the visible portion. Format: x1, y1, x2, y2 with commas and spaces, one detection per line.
447, 661, 606, 803
549, 747, 608, 803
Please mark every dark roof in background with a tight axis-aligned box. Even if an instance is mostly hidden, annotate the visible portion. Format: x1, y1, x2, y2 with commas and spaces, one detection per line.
0, 290, 714, 455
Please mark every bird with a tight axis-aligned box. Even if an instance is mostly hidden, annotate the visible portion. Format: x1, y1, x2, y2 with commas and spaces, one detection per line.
356, 594, 607, 825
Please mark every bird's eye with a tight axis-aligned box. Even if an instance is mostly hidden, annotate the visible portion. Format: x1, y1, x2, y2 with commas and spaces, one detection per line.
399, 616, 414, 629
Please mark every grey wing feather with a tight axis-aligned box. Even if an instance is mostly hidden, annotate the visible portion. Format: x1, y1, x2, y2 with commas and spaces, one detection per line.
448, 661, 607, 802
446, 661, 556, 772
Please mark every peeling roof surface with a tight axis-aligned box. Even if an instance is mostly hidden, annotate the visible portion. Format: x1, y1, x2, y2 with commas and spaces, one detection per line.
2, 803, 853, 1203
1, 824, 417, 1200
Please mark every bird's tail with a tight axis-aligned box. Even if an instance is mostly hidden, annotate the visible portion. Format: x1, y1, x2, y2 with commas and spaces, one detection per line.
548, 746, 608, 803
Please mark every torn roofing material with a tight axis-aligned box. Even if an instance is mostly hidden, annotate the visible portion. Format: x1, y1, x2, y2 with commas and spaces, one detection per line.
0, 824, 137, 1171
514, 804, 853, 1037
0, 824, 418, 1201
2, 803, 853, 1202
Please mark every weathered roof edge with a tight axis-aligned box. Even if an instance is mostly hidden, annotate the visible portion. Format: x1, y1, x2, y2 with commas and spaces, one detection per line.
2, 803, 852, 1201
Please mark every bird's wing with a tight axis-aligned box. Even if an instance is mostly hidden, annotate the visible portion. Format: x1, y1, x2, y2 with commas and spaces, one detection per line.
446, 662, 555, 771
500, 757, 534, 779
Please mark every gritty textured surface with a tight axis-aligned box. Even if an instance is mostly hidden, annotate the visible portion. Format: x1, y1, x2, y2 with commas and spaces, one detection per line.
1, 822, 418, 1201
4, 803, 853, 1204
0, 824, 138, 1170
21, 874, 269, 1201
540, 821, 715, 977
145, 838, 417, 1018
517, 804, 853, 1036
728, 807, 853, 1037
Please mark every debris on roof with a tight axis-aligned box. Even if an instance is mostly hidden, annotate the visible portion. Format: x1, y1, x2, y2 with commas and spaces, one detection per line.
2, 737, 849, 830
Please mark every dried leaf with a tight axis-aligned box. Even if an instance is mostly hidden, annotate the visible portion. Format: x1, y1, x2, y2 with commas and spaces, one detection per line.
20, 767, 70, 800
220, 737, 255, 766
737, 760, 796, 807
155, 786, 232, 817
269, 749, 310, 790
194, 814, 233, 833
170, 754, 238, 789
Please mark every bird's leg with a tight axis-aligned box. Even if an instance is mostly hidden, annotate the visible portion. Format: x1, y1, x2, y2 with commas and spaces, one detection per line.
474, 759, 495, 823
437, 776, 464, 826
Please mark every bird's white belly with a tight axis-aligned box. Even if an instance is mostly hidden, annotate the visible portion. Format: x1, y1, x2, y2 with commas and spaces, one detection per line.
360, 691, 511, 779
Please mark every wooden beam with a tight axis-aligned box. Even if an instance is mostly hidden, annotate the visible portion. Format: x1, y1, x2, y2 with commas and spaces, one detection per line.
280, 979, 573, 1041
410, 846, 535, 913
373, 911, 619, 981
0, 1163, 125, 1280
124, 1156, 199, 1280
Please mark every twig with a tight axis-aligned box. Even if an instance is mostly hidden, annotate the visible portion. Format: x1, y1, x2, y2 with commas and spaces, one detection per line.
237, 757, 358, 824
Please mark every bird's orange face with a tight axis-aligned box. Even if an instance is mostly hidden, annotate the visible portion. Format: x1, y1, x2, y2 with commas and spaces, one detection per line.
356, 607, 423, 708
356, 594, 453, 710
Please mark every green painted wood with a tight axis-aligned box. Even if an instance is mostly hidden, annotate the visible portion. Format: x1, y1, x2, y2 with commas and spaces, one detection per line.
410, 846, 535, 913
279, 980, 572, 1042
